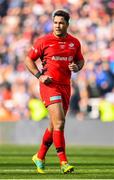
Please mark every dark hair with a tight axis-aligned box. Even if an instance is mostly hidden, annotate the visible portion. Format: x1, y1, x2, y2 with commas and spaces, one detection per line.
52, 9, 70, 24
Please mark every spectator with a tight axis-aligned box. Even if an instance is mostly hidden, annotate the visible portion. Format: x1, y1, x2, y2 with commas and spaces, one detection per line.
69, 81, 80, 116
95, 61, 114, 95
0, 0, 114, 121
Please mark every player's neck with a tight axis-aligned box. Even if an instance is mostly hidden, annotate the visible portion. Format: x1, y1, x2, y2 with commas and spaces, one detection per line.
53, 32, 68, 38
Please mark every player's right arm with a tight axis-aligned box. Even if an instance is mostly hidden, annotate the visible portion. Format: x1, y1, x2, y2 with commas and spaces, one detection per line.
25, 56, 53, 84
25, 36, 53, 84
25, 56, 41, 78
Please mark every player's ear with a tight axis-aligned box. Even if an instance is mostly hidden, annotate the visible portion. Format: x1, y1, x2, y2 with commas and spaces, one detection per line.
66, 19, 69, 26
66, 22, 69, 27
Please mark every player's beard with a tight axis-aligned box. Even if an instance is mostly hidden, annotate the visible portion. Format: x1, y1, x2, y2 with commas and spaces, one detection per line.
54, 30, 67, 37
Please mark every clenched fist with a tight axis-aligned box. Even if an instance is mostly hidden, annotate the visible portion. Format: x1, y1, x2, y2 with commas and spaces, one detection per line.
39, 75, 53, 84
68, 62, 79, 72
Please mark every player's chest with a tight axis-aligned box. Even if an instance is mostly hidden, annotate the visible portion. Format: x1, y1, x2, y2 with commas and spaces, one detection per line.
44, 41, 76, 56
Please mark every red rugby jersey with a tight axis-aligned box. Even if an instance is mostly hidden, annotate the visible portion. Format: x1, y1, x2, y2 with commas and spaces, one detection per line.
28, 33, 84, 85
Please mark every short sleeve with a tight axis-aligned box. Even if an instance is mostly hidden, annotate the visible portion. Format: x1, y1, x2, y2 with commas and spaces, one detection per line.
74, 41, 84, 62
27, 38, 43, 61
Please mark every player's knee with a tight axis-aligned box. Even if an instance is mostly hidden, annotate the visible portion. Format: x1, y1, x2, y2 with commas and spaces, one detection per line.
54, 120, 65, 130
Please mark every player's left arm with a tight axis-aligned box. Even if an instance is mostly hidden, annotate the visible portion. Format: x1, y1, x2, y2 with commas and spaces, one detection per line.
69, 41, 84, 72
69, 60, 84, 72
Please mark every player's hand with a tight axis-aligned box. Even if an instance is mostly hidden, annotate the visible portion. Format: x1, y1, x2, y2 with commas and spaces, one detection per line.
68, 62, 79, 72
39, 75, 53, 84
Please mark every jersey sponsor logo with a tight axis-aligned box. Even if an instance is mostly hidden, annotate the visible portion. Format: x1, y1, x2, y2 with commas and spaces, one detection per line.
68, 56, 73, 61
52, 56, 73, 61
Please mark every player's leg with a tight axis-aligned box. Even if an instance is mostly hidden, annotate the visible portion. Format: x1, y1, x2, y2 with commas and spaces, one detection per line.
37, 122, 53, 160
32, 122, 53, 173
60, 85, 70, 157
47, 103, 74, 173
32, 82, 55, 173
34, 106, 66, 164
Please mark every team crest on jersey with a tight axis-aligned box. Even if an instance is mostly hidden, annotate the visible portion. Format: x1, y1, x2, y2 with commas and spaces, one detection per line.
69, 43, 74, 48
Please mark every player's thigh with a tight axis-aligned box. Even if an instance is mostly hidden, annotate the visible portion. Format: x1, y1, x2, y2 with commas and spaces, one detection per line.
60, 85, 70, 113
47, 102, 65, 125
39, 82, 62, 107
48, 121, 53, 131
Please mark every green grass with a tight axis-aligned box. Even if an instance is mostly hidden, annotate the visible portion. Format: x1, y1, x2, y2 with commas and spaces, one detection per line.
0, 145, 114, 179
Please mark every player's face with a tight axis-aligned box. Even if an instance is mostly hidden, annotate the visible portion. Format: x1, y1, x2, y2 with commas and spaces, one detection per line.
53, 16, 69, 37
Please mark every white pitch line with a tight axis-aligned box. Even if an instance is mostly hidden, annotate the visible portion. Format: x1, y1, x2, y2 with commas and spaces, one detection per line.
0, 169, 59, 172
0, 169, 34, 172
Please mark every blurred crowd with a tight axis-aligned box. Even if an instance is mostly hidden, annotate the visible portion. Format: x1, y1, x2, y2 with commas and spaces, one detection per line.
0, 0, 114, 121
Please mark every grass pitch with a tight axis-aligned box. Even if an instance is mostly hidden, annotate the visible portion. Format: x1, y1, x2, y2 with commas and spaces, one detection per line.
0, 145, 114, 179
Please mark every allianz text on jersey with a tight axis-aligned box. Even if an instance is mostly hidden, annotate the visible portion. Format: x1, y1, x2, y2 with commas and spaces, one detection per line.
52, 56, 73, 61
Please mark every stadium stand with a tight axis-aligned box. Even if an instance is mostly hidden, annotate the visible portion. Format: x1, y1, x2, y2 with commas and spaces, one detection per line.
0, 0, 114, 121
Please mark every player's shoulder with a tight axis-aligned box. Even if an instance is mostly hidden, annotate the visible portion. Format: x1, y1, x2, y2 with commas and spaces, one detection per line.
34, 33, 52, 43
67, 33, 81, 45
